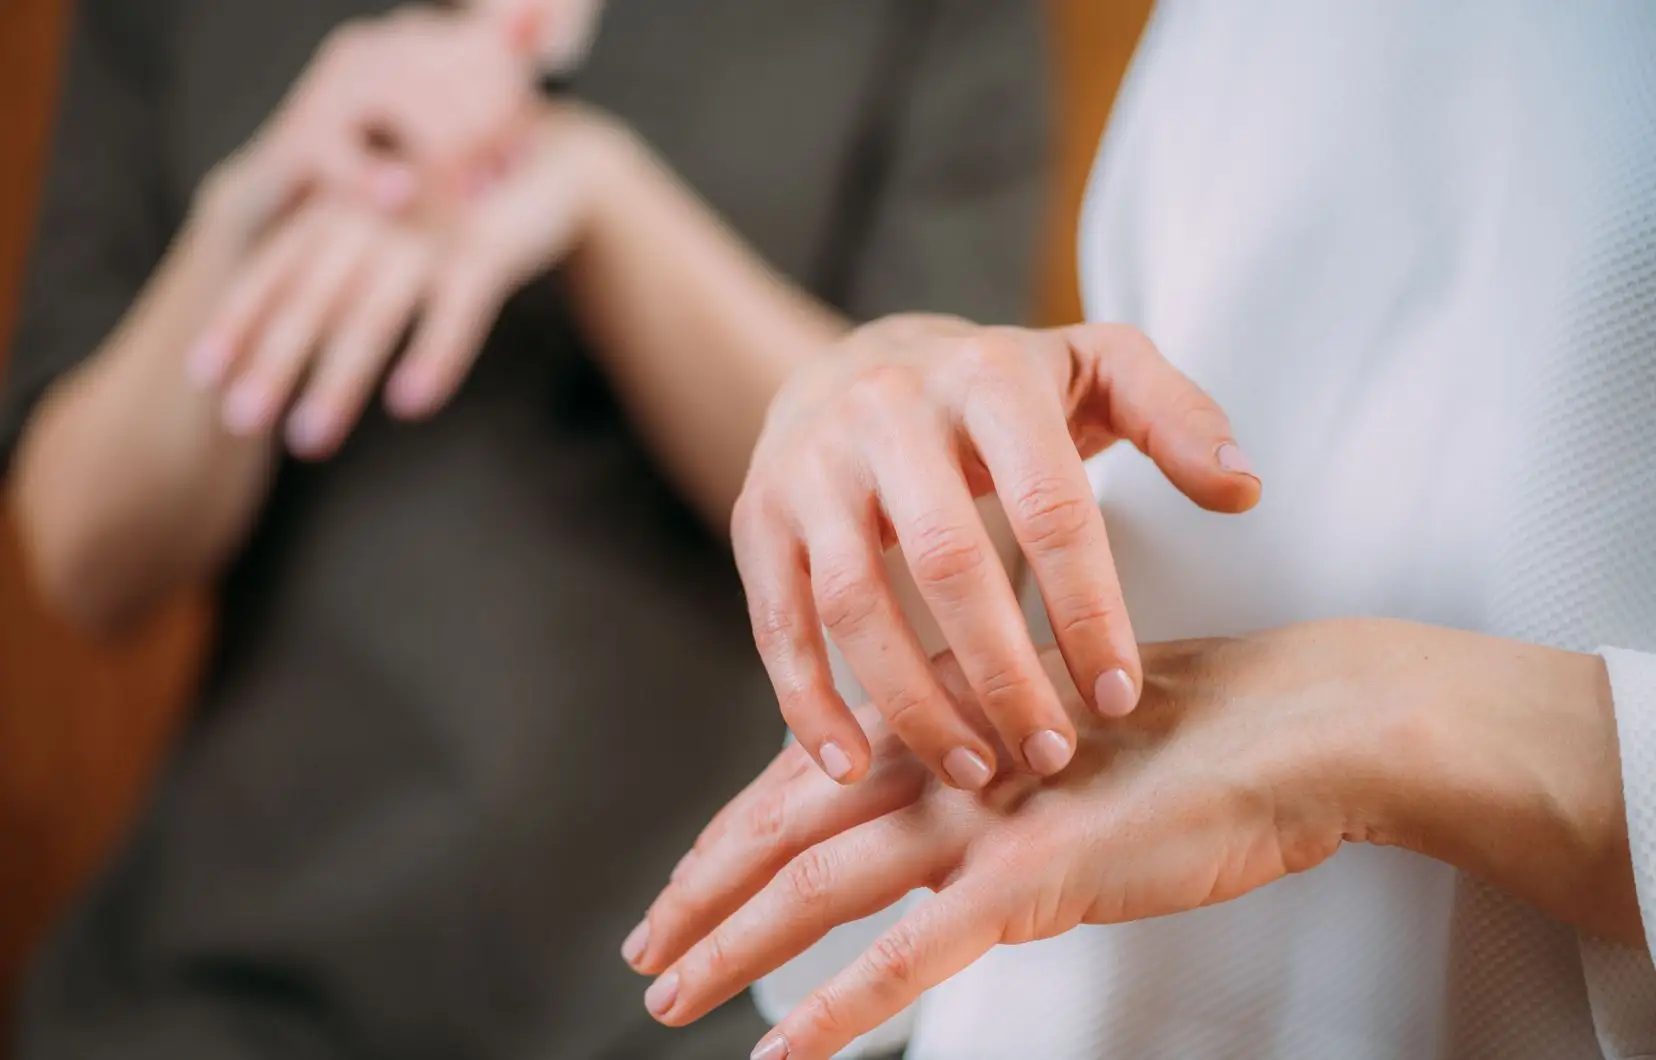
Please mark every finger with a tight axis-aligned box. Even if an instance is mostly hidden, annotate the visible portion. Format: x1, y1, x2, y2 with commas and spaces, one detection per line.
806, 494, 998, 790
220, 215, 375, 437
187, 212, 325, 393
384, 257, 509, 418
865, 402, 1074, 777
648, 811, 949, 1027
285, 237, 430, 459
751, 883, 1003, 1060
960, 331, 1141, 719
631, 733, 925, 976
1064, 323, 1262, 514
731, 490, 872, 786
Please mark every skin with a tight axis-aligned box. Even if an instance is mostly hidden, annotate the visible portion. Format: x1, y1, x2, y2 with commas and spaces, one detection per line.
628, 619, 1639, 1060
11, 1, 836, 630
730, 316, 1261, 790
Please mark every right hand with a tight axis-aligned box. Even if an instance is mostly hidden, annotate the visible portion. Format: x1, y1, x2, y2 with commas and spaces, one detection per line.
732, 316, 1261, 789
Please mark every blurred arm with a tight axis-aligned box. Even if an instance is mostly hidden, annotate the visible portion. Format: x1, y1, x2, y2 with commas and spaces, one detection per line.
559, 122, 848, 532
563, 0, 1049, 532
5, 3, 276, 633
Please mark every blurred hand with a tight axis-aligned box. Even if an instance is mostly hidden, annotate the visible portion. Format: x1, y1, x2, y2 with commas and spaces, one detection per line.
731, 316, 1261, 789
466, 0, 607, 73
194, 1, 556, 252
193, 106, 626, 458
626, 625, 1398, 1059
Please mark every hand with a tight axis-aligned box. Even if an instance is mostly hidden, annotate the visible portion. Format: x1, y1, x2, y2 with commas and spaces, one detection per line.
192, 106, 627, 457
626, 620, 1633, 1060
467, 0, 607, 73
732, 316, 1261, 789
193, 2, 547, 252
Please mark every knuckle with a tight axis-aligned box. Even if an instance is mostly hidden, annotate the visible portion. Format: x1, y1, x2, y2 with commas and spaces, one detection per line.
908, 517, 988, 594
813, 563, 881, 636
865, 928, 922, 990
1049, 593, 1119, 639
797, 989, 848, 1040
956, 330, 1025, 383
880, 684, 932, 731
749, 600, 803, 659
773, 685, 821, 735
841, 365, 922, 424
1010, 474, 1094, 552
743, 790, 790, 844
698, 927, 731, 979
784, 849, 838, 913
976, 663, 1039, 712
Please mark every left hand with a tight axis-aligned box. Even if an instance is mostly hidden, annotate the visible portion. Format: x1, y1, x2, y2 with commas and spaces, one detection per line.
195, 105, 626, 457
626, 619, 1631, 1060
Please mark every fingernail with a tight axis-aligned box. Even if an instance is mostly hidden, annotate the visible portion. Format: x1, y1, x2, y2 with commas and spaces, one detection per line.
670, 849, 696, 884
621, 919, 650, 966
1022, 730, 1073, 776
1216, 442, 1256, 478
1093, 668, 1137, 719
285, 404, 332, 457
385, 367, 434, 418
222, 381, 271, 436
185, 339, 229, 389
943, 747, 993, 791
751, 1034, 790, 1060
818, 741, 853, 782
644, 970, 679, 1017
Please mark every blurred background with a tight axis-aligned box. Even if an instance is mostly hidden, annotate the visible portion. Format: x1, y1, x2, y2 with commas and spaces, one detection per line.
0, 0, 1152, 1050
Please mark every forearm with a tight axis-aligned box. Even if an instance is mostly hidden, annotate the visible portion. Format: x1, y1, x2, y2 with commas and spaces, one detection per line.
10, 186, 275, 632
1351, 623, 1641, 947
562, 119, 847, 530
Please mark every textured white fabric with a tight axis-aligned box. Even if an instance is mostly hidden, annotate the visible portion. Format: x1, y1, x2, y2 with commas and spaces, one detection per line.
760, 3, 1656, 1056
905, 3, 1656, 1058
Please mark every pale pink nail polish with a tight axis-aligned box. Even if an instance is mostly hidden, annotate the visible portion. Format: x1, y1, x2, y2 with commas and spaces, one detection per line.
818, 741, 853, 782
285, 405, 332, 457
222, 383, 271, 436
943, 747, 992, 790
1216, 442, 1256, 478
644, 970, 679, 1017
1093, 668, 1137, 718
750, 1034, 790, 1060
1022, 730, 1073, 776
621, 919, 649, 965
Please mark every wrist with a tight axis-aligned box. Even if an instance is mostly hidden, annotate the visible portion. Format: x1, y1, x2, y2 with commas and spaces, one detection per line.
1350, 623, 1634, 939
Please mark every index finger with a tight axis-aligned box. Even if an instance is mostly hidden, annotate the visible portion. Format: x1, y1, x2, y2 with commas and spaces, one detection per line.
749, 883, 1003, 1060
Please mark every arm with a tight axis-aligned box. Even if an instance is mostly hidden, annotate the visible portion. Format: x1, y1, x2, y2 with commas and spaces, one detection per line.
563, 0, 1052, 530
559, 122, 848, 531
2, 0, 275, 632
9, 6, 543, 632
9, 186, 278, 632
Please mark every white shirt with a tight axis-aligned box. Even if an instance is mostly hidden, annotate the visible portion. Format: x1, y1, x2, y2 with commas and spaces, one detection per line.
763, 2, 1656, 1056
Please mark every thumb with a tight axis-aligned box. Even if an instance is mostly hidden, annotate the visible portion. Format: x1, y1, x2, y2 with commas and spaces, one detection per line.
1059, 322, 1262, 515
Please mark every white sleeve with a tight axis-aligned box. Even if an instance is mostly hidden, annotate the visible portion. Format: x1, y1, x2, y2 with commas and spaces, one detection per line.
1579, 647, 1656, 1056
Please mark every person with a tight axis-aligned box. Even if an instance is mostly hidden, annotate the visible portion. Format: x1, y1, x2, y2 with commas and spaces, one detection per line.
0, 1, 1049, 1056
627, 3, 1656, 1059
